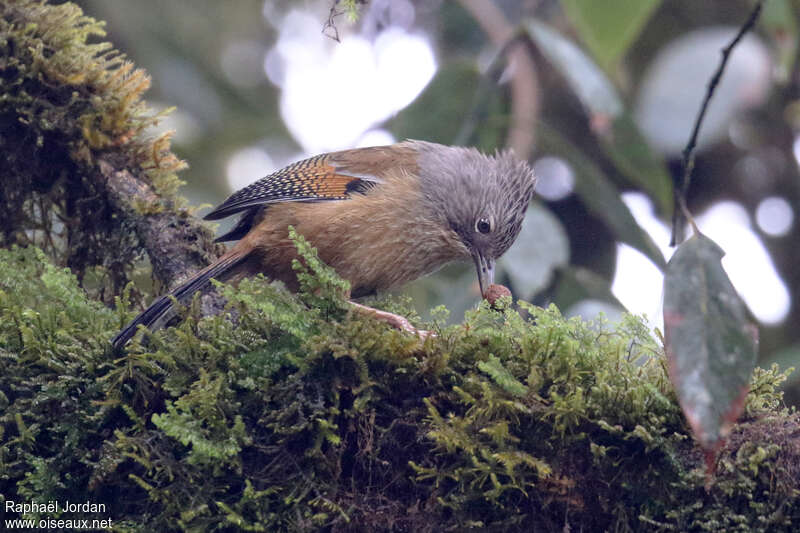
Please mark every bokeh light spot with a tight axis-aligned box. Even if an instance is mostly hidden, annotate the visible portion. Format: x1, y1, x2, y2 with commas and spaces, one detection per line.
266, 10, 435, 154
756, 196, 794, 237
533, 156, 575, 201
696, 201, 790, 325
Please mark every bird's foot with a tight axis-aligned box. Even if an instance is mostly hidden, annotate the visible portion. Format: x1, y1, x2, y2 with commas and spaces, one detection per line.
348, 301, 434, 339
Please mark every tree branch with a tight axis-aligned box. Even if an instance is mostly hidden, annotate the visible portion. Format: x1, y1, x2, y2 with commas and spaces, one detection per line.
97, 154, 221, 291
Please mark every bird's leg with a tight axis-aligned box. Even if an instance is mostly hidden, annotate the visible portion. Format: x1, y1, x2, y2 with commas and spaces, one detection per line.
348, 301, 434, 339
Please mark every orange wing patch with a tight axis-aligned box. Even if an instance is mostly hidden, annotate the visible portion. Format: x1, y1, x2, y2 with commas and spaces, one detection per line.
204, 154, 371, 221
279, 158, 359, 199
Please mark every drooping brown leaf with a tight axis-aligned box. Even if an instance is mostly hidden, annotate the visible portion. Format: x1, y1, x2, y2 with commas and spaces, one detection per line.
663, 233, 758, 476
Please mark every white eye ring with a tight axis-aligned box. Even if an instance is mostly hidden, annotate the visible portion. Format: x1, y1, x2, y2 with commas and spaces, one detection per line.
476, 217, 492, 234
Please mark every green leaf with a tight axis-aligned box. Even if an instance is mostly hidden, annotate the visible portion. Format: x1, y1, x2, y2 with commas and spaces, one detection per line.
602, 113, 674, 215
524, 19, 622, 116
537, 122, 666, 270
523, 19, 673, 215
663, 233, 758, 455
561, 0, 662, 73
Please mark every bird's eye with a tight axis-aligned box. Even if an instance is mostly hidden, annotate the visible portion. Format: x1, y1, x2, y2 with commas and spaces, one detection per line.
476, 217, 492, 234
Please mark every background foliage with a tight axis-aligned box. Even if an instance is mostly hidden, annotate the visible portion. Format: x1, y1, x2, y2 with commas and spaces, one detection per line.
74, 0, 800, 401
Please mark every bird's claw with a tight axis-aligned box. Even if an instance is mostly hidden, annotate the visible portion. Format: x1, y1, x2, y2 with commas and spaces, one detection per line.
348, 301, 435, 339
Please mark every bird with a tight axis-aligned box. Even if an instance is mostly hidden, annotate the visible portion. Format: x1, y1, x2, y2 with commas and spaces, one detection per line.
111, 140, 536, 349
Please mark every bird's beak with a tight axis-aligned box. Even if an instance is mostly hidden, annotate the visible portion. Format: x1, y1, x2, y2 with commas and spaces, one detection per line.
472, 252, 495, 298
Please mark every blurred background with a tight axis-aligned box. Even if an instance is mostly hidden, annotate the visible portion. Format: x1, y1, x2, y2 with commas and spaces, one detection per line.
76, 0, 800, 400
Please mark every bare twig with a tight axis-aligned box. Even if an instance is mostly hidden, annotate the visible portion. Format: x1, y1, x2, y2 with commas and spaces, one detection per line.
670, 0, 765, 246
677, 194, 699, 237
323, 0, 368, 42
323, 0, 343, 42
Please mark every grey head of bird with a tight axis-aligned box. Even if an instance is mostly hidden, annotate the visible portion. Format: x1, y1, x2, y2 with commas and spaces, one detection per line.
411, 141, 537, 297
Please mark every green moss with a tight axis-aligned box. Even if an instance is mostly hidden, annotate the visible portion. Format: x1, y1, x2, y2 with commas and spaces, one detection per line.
0, 0, 184, 189
1, 243, 797, 532
0, 0, 189, 301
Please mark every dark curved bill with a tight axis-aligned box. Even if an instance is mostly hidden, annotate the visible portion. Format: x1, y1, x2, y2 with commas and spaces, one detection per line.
472, 252, 495, 298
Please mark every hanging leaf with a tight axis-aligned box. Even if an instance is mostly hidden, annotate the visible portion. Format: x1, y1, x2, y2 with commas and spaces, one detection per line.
663, 233, 758, 473
561, 0, 662, 73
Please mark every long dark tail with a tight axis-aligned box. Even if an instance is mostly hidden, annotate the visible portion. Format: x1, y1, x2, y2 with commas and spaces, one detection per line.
111, 252, 250, 350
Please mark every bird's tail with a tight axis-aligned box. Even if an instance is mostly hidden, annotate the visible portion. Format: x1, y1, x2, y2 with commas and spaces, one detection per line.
111, 252, 250, 350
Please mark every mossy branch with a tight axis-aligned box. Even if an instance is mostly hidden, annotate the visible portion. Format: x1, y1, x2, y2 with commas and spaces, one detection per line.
0, 0, 220, 305
2, 244, 799, 531
2, 2, 800, 532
